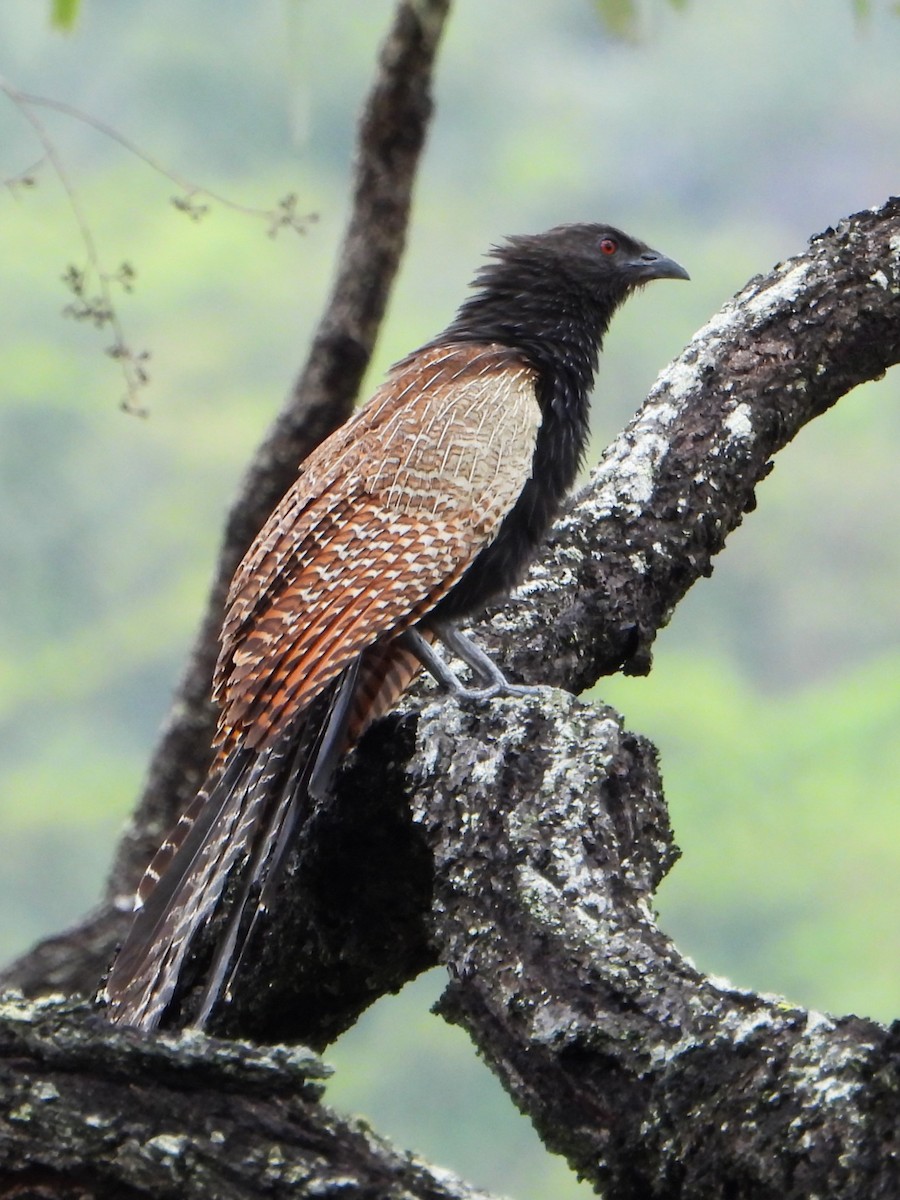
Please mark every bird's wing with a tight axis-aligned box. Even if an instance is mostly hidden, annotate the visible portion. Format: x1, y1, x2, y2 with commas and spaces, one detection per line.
214, 342, 541, 753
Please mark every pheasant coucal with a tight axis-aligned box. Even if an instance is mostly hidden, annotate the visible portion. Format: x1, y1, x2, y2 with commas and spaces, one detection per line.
103, 222, 688, 1031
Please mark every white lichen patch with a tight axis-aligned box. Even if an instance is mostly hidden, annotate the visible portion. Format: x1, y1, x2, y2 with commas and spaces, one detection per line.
889, 232, 900, 259
0, 991, 69, 1020
31, 1080, 60, 1103
512, 561, 576, 599
621, 254, 813, 437
467, 746, 506, 788
517, 865, 608, 948
731, 1008, 780, 1045
611, 435, 668, 506
531, 999, 585, 1044
263, 1144, 291, 1181
744, 261, 813, 319
655, 353, 709, 404
724, 404, 754, 441
408, 700, 450, 778
786, 1010, 878, 1123
84, 1113, 113, 1129
536, 712, 619, 799
635, 397, 681, 429
513, 541, 581, 598
586, 425, 678, 520
154, 1024, 329, 1079
656, 300, 747, 401
870, 269, 890, 290
146, 1133, 188, 1158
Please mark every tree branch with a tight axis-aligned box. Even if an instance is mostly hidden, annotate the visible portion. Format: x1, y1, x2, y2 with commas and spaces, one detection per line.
408, 694, 900, 1198
398, 198, 899, 1196
205, 197, 900, 1038
478, 197, 900, 693
0, 995, 501, 1200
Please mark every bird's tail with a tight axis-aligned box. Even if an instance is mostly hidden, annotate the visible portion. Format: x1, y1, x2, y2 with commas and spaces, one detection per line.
102, 635, 426, 1032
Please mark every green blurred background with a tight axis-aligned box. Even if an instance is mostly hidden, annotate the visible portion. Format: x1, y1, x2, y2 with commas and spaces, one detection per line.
1, 1, 898, 1195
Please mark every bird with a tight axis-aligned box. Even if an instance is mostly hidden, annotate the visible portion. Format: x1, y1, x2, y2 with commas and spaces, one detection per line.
102, 222, 688, 1032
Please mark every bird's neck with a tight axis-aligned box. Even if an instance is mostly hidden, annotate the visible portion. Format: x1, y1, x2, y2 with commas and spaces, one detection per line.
441, 281, 616, 405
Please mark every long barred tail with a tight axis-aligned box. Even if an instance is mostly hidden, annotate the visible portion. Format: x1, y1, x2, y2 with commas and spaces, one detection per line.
102, 718, 323, 1031
101, 636, 427, 1032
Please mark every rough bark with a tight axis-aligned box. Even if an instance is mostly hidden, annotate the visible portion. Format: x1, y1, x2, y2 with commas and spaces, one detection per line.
0, 994, 500, 1200
142, 198, 900, 1195
79, 201, 900, 1056
477, 197, 900, 692
409, 694, 900, 1200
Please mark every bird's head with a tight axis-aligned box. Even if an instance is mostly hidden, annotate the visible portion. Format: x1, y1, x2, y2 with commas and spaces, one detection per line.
490, 222, 690, 303
441, 221, 688, 382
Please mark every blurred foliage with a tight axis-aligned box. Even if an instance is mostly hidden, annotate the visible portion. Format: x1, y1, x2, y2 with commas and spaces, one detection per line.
593, 0, 644, 39
593, 0, 688, 41
50, 0, 79, 31
1, 1, 899, 1197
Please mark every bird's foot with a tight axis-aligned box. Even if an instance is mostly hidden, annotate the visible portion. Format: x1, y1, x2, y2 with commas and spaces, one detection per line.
401, 624, 540, 702
440, 677, 545, 703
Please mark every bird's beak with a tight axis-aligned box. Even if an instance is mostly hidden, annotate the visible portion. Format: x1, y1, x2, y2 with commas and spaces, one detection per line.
628, 249, 690, 282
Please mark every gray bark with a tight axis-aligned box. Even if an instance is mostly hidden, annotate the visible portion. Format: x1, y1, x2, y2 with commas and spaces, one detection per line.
137, 198, 900, 1198
0, 994, 500, 1200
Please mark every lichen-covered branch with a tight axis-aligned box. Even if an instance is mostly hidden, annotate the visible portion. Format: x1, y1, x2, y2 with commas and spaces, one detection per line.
408, 694, 900, 1198
0, 994, 501, 1200
479, 198, 900, 693
166, 200, 900, 1195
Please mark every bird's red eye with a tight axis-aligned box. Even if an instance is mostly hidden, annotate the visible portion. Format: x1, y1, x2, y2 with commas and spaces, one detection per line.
599, 237, 618, 256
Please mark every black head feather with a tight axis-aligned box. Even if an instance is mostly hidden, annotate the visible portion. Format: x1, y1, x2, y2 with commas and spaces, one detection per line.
444, 222, 689, 378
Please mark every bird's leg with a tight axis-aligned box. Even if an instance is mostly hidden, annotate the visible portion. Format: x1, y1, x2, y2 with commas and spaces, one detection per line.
402, 624, 543, 701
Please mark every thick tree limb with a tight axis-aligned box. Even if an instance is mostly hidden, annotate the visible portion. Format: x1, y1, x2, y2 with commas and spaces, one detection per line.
0, 994, 500, 1200
0, 0, 452, 1001
408, 694, 900, 1199
203, 198, 900, 1036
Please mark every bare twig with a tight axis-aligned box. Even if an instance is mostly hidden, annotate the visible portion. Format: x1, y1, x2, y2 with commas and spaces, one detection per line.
0, 74, 150, 413
9, 89, 316, 235
0, 76, 318, 415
